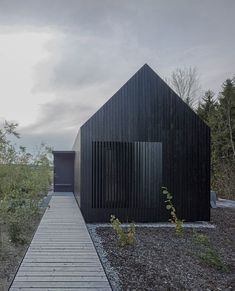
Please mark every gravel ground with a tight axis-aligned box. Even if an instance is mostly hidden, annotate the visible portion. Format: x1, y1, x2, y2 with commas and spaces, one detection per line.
89, 208, 235, 291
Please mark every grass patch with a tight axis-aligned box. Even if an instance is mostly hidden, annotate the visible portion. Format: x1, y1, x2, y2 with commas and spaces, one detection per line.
193, 232, 228, 272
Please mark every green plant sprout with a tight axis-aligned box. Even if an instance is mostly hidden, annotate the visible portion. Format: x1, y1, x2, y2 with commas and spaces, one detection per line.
110, 215, 136, 247
161, 186, 184, 236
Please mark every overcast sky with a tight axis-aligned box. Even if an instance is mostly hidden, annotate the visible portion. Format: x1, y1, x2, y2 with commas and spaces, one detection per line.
0, 0, 234, 151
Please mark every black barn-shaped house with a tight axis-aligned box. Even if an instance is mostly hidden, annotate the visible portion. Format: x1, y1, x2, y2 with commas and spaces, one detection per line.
56, 64, 210, 222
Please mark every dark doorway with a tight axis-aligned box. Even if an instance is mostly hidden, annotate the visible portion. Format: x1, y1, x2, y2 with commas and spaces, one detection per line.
53, 151, 75, 192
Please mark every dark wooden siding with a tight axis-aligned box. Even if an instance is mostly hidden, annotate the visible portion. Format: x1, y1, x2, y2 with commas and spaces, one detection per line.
73, 131, 81, 205
92, 141, 162, 211
73, 64, 210, 222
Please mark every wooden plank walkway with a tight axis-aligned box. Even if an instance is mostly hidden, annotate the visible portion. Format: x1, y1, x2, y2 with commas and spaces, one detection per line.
10, 192, 111, 290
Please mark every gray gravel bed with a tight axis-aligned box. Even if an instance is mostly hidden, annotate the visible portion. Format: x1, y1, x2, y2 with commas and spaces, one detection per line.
88, 208, 235, 291
87, 225, 121, 291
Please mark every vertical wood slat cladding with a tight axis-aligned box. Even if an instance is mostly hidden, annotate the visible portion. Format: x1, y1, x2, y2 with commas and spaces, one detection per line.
92, 141, 162, 210
73, 64, 210, 222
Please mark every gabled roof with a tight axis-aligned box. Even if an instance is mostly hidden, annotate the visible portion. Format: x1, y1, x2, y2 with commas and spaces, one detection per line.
80, 63, 207, 129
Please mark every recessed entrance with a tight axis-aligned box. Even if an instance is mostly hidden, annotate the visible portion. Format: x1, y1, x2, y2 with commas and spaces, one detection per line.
53, 151, 75, 192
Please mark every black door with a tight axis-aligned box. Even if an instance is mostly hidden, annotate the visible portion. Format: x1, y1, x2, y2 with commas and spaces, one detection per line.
53, 151, 75, 192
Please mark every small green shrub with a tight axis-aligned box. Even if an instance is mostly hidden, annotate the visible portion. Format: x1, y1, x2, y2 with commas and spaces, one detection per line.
110, 215, 126, 246
1, 199, 32, 244
199, 249, 228, 271
193, 232, 210, 246
8, 221, 22, 244
161, 186, 184, 236
127, 222, 136, 245
110, 215, 136, 247
193, 232, 228, 272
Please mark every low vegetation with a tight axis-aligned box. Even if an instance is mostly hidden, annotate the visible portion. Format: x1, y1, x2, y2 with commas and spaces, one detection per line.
193, 231, 228, 272
110, 215, 136, 246
0, 121, 52, 245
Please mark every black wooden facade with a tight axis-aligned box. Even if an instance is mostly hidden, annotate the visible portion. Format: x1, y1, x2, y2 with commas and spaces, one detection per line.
72, 64, 210, 222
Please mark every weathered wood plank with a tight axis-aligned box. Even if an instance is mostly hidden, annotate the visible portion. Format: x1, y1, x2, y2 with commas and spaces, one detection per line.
21, 263, 102, 267
27, 248, 95, 251
17, 271, 105, 276
11, 288, 111, 291
19, 266, 103, 272
15, 276, 108, 282
24, 258, 98, 263
25, 253, 98, 257
26, 251, 96, 255
12, 281, 111, 288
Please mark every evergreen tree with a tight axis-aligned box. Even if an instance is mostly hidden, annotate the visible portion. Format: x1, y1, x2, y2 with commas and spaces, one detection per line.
196, 78, 235, 199
214, 78, 235, 198
197, 90, 216, 125
218, 78, 235, 159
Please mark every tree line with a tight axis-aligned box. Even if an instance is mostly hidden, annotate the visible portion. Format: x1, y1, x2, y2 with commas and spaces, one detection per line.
170, 68, 235, 199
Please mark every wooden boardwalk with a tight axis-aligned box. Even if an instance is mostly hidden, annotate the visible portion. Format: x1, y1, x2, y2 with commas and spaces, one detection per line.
10, 193, 111, 290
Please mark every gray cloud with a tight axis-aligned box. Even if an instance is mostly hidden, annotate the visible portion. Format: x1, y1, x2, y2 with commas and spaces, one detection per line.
32, 32, 143, 92
0, 0, 234, 43
22, 101, 93, 133
0, 0, 234, 150
19, 100, 95, 150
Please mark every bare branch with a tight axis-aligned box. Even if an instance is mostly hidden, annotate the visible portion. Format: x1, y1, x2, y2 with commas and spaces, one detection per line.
170, 67, 201, 109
